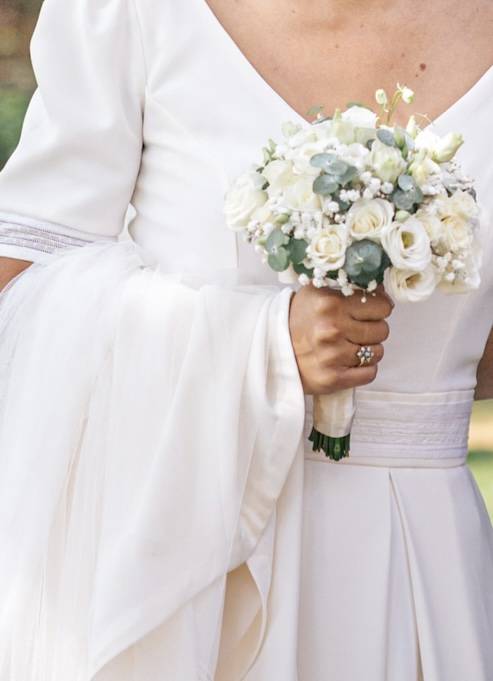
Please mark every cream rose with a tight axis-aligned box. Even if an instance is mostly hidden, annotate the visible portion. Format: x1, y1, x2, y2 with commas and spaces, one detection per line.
283, 175, 322, 211
384, 265, 438, 302
307, 223, 348, 271
381, 217, 431, 271
341, 105, 378, 129
369, 138, 407, 183
346, 198, 394, 241
224, 171, 267, 230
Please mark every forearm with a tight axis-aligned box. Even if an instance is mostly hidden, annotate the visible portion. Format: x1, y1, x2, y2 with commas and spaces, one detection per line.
475, 326, 493, 400
0, 257, 32, 292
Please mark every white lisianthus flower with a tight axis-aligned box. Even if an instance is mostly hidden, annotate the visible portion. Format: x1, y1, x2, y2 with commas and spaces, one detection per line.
224, 171, 268, 230
306, 223, 348, 271
341, 105, 378, 129
414, 128, 464, 163
346, 198, 394, 241
408, 152, 441, 188
283, 175, 322, 211
262, 159, 296, 195
341, 142, 370, 169
381, 217, 431, 271
369, 138, 407, 183
384, 265, 438, 302
330, 118, 355, 144
415, 206, 443, 243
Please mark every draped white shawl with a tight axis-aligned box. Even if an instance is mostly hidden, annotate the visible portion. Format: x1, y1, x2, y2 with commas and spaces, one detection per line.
0, 241, 305, 680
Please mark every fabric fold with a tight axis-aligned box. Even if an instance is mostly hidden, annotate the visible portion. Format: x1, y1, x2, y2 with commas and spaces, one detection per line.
0, 240, 305, 680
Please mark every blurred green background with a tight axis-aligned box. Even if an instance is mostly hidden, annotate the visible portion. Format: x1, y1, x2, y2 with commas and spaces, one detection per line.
1, 1, 493, 519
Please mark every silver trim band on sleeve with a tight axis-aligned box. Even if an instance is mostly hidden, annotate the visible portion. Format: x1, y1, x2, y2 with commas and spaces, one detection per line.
0, 212, 116, 256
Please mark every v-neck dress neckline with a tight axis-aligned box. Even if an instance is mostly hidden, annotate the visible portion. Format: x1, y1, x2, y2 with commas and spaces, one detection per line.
199, 0, 493, 130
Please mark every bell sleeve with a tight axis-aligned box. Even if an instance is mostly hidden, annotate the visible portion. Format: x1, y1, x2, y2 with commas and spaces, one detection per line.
0, 0, 145, 262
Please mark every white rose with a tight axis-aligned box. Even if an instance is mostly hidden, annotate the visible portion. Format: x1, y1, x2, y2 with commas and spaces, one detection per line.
341, 105, 378, 129
384, 265, 438, 302
224, 171, 268, 230
346, 198, 394, 241
307, 223, 348, 271
283, 175, 322, 211
285, 139, 329, 175
381, 217, 431, 271
262, 159, 296, 195
369, 138, 407, 183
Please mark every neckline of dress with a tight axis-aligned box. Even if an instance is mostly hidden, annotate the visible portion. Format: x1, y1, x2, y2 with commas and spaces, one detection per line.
200, 0, 493, 131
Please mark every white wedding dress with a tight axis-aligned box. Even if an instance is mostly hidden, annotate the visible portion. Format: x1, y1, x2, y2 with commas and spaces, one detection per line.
0, 0, 492, 679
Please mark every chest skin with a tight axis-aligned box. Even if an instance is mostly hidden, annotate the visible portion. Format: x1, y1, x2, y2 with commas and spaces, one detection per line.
204, 0, 493, 126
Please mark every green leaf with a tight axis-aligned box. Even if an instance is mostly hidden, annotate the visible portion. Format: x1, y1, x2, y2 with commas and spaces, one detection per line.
268, 247, 290, 272
306, 104, 324, 118
326, 159, 349, 176
397, 174, 415, 191
338, 164, 358, 186
376, 128, 397, 147
313, 174, 339, 196
344, 239, 390, 287
265, 228, 289, 253
310, 152, 337, 170
288, 238, 308, 265
346, 101, 374, 111
293, 262, 314, 277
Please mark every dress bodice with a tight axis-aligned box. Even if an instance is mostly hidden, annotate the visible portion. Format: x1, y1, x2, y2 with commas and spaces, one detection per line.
0, 0, 492, 396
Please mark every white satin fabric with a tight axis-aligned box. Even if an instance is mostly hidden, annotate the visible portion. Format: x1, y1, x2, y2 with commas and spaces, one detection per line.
0, 0, 492, 679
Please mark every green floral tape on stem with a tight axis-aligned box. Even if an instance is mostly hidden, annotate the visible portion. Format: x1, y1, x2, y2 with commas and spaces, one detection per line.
308, 428, 351, 461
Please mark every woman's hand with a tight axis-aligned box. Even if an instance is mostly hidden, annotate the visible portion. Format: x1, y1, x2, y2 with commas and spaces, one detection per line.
288, 283, 393, 395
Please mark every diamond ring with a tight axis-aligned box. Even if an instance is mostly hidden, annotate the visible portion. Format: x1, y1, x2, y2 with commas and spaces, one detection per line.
356, 345, 374, 366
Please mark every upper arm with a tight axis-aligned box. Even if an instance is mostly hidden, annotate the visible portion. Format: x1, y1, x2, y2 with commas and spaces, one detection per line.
476, 325, 493, 400
0, 0, 146, 263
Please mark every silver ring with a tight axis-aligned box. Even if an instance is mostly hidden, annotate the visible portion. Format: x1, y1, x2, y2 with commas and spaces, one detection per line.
356, 345, 374, 366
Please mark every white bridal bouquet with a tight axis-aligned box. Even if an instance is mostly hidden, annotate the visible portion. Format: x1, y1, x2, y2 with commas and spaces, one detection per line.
224, 85, 480, 460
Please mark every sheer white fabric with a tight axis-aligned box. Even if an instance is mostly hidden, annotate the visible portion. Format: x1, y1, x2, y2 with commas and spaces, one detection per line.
0, 0, 492, 678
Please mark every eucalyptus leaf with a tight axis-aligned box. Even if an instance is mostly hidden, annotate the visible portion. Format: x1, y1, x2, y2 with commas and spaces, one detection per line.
338, 164, 358, 186
392, 189, 416, 211
306, 104, 324, 118
326, 159, 349, 176
397, 174, 415, 191
289, 238, 308, 265
313, 174, 339, 196
376, 128, 397, 147
266, 228, 289, 253
268, 247, 290, 272
344, 239, 390, 287
293, 261, 314, 277
310, 152, 337, 170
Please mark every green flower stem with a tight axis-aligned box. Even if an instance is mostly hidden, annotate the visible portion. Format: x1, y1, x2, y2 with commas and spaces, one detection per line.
308, 427, 351, 461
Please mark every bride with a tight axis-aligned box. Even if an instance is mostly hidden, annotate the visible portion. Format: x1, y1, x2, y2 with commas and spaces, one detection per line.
0, 0, 492, 678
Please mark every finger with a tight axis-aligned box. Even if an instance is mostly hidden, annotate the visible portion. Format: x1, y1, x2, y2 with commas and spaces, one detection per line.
346, 342, 385, 368
343, 318, 390, 346
347, 290, 394, 321
336, 364, 379, 390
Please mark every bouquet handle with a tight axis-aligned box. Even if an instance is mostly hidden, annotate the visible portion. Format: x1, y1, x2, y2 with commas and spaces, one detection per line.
309, 389, 355, 460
